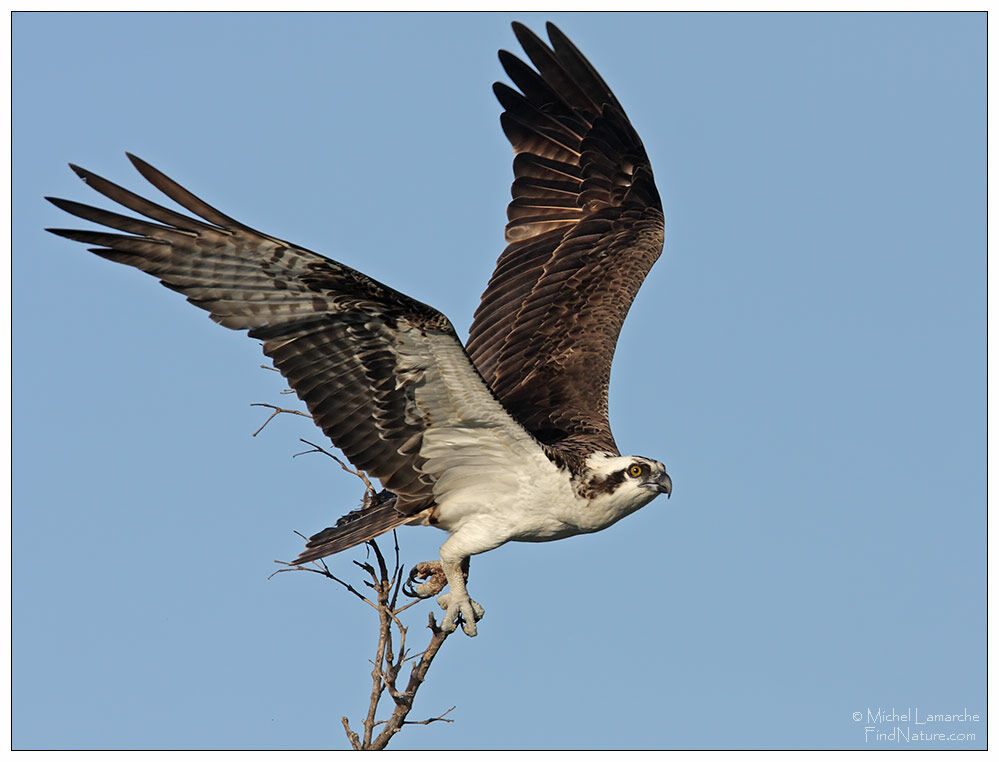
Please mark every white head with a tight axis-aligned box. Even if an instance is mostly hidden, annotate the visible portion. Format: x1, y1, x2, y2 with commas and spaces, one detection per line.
576, 452, 672, 525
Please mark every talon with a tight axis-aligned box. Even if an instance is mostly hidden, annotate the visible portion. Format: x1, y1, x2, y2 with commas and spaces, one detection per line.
403, 561, 446, 599
437, 592, 484, 636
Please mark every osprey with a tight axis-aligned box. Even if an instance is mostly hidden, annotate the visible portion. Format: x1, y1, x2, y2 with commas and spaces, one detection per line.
47, 22, 671, 636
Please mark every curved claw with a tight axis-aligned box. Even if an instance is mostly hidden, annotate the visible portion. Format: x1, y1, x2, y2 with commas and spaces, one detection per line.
437, 592, 485, 637
402, 561, 447, 599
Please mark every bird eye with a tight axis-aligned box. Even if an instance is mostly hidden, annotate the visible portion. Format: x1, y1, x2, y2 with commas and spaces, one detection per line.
628, 464, 643, 478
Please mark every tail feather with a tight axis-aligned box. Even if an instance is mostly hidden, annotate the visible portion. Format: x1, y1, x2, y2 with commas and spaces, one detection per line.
293, 489, 416, 565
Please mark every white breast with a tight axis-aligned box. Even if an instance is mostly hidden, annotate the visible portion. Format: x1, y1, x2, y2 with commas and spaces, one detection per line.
392, 328, 651, 558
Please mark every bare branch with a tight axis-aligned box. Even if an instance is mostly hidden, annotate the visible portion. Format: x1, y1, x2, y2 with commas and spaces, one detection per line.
367, 611, 453, 750
270, 559, 373, 606
403, 705, 456, 727
260, 406, 454, 749
294, 438, 377, 496
341, 716, 361, 750
295, 538, 458, 750
362, 561, 392, 748
249, 402, 311, 437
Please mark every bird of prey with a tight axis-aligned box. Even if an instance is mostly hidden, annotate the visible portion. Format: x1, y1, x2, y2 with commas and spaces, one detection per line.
47, 21, 672, 637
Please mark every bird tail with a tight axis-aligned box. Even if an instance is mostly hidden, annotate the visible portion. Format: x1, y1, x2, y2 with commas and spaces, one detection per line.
293, 489, 415, 565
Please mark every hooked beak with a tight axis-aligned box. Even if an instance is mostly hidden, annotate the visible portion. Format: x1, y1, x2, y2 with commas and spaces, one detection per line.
646, 472, 672, 498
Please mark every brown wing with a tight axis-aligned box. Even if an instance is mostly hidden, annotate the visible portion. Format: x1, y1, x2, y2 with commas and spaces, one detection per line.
465, 22, 665, 458
47, 154, 451, 518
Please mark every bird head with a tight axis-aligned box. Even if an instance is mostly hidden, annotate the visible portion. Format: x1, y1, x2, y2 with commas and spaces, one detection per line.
579, 453, 672, 515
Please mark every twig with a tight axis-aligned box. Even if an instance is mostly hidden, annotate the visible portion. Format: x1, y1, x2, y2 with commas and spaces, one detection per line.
402, 705, 456, 727
267, 438, 455, 750
362, 541, 391, 747
369, 612, 451, 748
250, 402, 311, 437
324, 541, 455, 750
270, 558, 374, 606
294, 439, 376, 496
341, 716, 361, 751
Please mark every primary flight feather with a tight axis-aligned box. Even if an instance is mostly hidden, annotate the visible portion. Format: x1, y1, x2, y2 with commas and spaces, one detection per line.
47, 21, 672, 636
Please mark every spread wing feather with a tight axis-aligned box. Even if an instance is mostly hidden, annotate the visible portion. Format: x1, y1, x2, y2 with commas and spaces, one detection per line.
45, 22, 664, 560
466, 22, 665, 459
47, 155, 474, 526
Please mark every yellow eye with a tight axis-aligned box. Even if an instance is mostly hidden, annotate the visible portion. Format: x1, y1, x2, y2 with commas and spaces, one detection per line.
629, 464, 643, 478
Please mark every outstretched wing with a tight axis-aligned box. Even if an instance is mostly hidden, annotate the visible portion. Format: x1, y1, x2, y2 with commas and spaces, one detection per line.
46, 155, 523, 525
465, 22, 665, 458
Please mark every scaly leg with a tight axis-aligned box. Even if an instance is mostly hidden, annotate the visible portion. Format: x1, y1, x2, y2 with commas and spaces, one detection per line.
436, 554, 484, 636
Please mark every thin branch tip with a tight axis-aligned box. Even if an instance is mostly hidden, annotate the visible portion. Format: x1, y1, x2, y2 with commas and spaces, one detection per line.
299, 537, 456, 749
250, 402, 311, 437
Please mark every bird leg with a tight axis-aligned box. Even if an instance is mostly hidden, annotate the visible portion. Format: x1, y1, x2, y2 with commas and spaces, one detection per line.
436, 555, 484, 637
403, 560, 449, 599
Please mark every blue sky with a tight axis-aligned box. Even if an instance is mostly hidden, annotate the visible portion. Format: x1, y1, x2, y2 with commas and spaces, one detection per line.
14, 11, 985, 750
